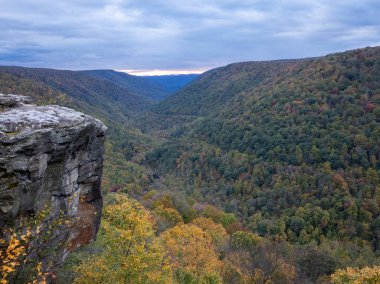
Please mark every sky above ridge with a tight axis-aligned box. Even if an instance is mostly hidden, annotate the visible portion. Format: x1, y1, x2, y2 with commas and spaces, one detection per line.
0, 0, 380, 74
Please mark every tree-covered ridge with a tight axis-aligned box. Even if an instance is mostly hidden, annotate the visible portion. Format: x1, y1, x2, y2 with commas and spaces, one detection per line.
0, 72, 73, 106
146, 46, 380, 249
197, 46, 380, 163
143, 74, 198, 94
0, 66, 154, 114
155, 59, 300, 116
79, 69, 171, 101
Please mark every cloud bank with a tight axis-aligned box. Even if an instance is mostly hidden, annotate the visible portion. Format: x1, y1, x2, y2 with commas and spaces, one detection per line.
0, 0, 379, 71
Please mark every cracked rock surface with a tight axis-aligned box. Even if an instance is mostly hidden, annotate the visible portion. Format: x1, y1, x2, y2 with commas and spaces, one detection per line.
0, 93, 106, 254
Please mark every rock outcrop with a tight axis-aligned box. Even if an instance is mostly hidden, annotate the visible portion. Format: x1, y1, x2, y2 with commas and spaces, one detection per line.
0, 94, 106, 268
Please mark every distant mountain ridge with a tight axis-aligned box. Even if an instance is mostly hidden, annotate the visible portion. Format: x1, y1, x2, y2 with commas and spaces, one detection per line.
79, 69, 170, 100
0, 67, 199, 104
142, 74, 198, 94
81, 70, 199, 100
0, 66, 153, 113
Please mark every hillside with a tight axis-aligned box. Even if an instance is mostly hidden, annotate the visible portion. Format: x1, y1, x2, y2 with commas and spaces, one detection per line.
80, 69, 170, 100
155, 60, 298, 116
0, 66, 153, 114
146, 46, 380, 251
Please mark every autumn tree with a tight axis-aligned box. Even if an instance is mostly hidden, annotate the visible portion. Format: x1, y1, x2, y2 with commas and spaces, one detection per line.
192, 217, 230, 252
160, 223, 223, 283
153, 205, 184, 232
74, 193, 172, 284
331, 266, 380, 283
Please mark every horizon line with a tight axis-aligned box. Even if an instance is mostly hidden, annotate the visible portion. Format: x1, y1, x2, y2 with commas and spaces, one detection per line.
118, 69, 207, 76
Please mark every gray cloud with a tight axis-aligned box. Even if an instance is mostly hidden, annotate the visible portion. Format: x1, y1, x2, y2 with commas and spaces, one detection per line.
0, 0, 379, 71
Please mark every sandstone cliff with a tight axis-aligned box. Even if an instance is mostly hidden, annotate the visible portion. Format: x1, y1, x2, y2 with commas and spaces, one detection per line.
0, 94, 106, 278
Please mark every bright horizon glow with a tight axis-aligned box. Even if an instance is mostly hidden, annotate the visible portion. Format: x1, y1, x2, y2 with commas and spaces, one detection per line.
119, 69, 207, 76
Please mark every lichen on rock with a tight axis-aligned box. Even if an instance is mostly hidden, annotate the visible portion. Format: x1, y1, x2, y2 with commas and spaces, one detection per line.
0, 93, 106, 272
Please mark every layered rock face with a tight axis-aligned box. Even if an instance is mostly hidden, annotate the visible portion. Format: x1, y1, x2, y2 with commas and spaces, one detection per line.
0, 94, 106, 257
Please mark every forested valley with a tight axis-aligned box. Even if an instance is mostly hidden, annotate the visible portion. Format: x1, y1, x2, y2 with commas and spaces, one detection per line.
1, 46, 380, 283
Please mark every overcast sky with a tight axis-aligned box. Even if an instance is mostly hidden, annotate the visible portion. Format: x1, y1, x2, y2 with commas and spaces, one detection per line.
0, 0, 379, 74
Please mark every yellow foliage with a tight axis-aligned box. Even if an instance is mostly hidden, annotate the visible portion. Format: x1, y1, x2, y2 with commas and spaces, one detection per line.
153, 205, 184, 231
200, 205, 224, 223
1, 228, 31, 282
192, 217, 229, 251
152, 194, 175, 209
31, 262, 48, 284
160, 223, 223, 283
74, 193, 173, 284
1, 205, 73, 282
331, 266, 380, 284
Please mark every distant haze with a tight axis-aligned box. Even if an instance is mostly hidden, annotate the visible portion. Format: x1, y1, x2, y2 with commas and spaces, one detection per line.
1, 0, 380, 71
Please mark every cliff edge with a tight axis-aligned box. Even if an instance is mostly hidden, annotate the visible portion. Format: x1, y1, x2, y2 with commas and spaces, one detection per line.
0, 94, 106, 277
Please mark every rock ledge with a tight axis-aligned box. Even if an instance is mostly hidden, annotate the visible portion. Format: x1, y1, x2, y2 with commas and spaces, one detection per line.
0, 93, 106, 264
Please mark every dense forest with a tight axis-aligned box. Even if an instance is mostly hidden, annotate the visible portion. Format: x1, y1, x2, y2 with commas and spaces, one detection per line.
1, 46, 380, 283
147, 47, 380, 248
